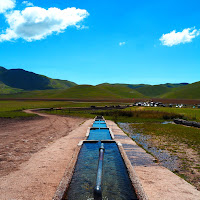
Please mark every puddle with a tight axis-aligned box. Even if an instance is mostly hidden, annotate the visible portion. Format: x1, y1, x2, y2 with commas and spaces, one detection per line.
118, 122, 179, 171
161, 121, 173, 124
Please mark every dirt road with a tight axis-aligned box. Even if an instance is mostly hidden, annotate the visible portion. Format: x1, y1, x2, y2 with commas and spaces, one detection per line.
0, 110, 92, 200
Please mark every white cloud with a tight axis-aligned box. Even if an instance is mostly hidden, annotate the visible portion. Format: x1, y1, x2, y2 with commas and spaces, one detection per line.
160, 27, 200, 47
22, 1, 34, 7
0, 0, 15, 13
0, 6, 89, 42
119, 42, 126, 46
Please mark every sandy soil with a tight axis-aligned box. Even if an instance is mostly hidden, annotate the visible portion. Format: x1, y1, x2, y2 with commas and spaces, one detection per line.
0, 110, 92, 200
0, 110, 85, 177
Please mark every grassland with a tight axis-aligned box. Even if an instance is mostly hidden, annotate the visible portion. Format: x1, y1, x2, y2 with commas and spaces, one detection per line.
1, 80, 200, 100
42, 106, 188, 123
0, 101, 71, 118
130, 123, 200, 153
96, 84, 146, 98
134, 85, 172, 97
2, 98, 200, 122
93, 109, 184, 122
0, 66, 76, 92
133, 107, 200, 121
0, 82, 23, 94
0, 100, 123, 118
129, 122, 200, 189
161, 81, 200, 99
0, 84, 146, 99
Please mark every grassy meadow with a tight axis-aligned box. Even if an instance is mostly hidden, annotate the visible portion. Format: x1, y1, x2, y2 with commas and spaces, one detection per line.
0, 100, 121, 118
128, 122, 200, 189
132, 106, 200, 121
1, 100, 200, 122
130, 123, 200, 153
42, 107, 185, 123
50, 106, 200, 123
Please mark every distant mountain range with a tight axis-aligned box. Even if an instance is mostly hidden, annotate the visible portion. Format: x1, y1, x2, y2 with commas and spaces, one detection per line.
0, 66, 76, 93
0, 66, 199, 99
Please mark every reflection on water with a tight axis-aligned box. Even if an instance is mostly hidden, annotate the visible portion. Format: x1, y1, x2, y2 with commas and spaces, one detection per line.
66, 143, 137, 200
118, 122, 179, 171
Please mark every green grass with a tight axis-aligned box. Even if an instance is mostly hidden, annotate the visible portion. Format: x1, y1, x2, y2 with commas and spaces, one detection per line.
96, 84, 146, 98
162, 81, 200, 99
43, 105, 200, 124
128, 122, 200, 189
0, 100, 122, 118
135, 107, 200, 121
0, 81, 23, 94
0, 84, 146, 99
134, 85, 172, 97
0, 66, 199, 99
0, 101, 73, 118
130, 123, 200, 153
93, 109, 184, 122
43, 109, 98, 119
44, 108, 186, 123
3, 99, 198, 123
0, 66, 76, 92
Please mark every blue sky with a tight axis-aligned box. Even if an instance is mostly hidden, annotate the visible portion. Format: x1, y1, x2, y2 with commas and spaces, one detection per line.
0, 0, 200, 85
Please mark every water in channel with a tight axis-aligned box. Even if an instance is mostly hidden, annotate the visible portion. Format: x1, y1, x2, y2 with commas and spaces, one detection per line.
92, 122, 107, 128
65, 142, 137, 200
87, 128, 112, 140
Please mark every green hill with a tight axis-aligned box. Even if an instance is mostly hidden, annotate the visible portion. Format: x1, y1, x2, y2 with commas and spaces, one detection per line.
0, 66, 199, 100
0, 81, 23, 94
134, 85, 172, 97
161, 81, 200, 99
96, 83, 189, 98
2, 84, 146, 99
0, 66, 76, 91
131, 83, 188, 98
96, 84, 145, 98
161, 83, 188, 88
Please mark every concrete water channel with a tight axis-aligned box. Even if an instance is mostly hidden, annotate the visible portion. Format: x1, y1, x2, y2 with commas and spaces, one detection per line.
54, 116, 145, 200
53, 116, 200, 200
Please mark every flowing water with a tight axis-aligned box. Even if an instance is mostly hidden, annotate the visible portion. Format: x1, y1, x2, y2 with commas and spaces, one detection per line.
65, 142, 137, 200
92, 122, 107, 128
87, 128, 112, 140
